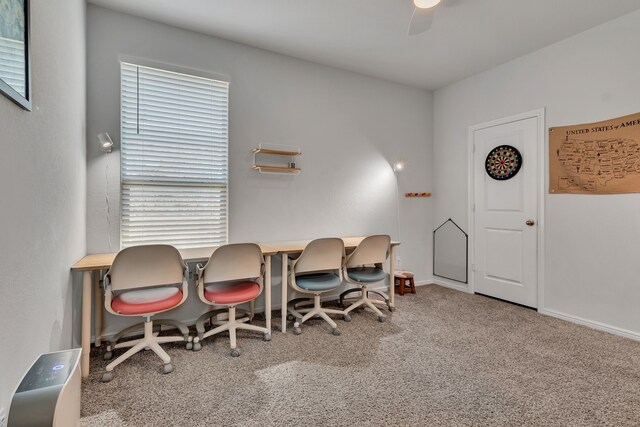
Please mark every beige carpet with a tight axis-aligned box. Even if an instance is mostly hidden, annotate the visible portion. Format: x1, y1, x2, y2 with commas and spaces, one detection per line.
81, 285, 640, 426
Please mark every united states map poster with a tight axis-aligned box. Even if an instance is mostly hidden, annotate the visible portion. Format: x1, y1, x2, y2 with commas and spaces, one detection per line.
549, 112, 640, 194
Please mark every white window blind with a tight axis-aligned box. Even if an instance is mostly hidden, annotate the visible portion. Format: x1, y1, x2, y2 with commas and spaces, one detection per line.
0, 36, 27, 96
120, 62, 228, 249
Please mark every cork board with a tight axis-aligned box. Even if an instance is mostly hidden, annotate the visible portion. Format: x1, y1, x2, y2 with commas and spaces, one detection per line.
549, 112, 640, 194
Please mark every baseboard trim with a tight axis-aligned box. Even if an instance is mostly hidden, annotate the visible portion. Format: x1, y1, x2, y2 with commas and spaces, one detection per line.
538, 308, 640, 342
415, 279, 433, 287
432, 278, 472, 294
427, 280, 640, 342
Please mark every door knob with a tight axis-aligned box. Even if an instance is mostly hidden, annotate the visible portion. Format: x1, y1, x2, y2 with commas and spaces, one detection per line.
526, 219, 535, 226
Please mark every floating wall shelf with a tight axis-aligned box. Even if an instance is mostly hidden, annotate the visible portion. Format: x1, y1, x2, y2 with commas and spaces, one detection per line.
405, 192, 432, 198
252, 144, 302, 175
251, 148, 301, 157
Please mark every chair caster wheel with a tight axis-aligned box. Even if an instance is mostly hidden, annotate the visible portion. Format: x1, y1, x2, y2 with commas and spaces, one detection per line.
332, 328, 341, 336
343, 314, 351, 322
162, 363, 173, 374
185, 341, 193, 350
192, 342, 202, 352
378, 316, 386, 323
103, 351, 113, 361
101, 372, 113, 383
263, 333, 271, 341
388, 305, 396, 312
230, 349, 241, 357
293, 327, 302, 335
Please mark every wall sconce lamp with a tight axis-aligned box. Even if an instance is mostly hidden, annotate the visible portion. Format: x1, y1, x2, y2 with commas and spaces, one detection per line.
393, 161, 405, 173
98, 132, 114, 153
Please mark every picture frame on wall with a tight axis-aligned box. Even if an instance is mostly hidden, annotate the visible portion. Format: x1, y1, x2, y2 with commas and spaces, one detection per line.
0, 0, 31, 111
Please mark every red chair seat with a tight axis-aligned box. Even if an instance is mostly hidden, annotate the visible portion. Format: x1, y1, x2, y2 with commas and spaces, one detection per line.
204, 281, 260, 304
112, 289, 184, 315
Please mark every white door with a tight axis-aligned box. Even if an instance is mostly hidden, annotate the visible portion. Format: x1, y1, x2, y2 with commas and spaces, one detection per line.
472, 115, 540, 308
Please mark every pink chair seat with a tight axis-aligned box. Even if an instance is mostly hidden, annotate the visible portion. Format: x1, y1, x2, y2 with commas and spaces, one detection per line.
112, 289, 184, 315
204, 281, 260, 304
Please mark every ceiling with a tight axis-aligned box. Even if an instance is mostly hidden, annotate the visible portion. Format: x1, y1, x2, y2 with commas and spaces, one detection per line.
87, 0, 640, 90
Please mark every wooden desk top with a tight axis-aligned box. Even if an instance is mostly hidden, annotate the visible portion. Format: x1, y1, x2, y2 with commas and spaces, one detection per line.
72, 237, 400, 271
261, 236, 401, 254
71, 245, 278, 272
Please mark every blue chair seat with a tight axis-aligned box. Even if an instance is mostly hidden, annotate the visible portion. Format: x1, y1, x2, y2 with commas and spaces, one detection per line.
347, 267, 386, 283
295, 273, 342, 291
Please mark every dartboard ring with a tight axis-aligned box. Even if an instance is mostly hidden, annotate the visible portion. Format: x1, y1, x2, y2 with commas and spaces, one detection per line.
485, 145, 522, 181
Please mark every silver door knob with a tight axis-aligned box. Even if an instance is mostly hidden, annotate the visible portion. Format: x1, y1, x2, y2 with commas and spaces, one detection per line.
526, 220, 535, 226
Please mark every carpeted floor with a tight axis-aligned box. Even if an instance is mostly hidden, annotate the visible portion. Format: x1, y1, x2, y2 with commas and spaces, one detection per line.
81, 285, 640, 427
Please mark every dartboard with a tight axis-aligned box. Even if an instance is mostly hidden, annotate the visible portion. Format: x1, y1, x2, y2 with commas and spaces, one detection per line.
485, 145, 522, 180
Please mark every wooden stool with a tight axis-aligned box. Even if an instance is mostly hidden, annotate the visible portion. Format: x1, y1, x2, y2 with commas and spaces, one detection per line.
394, 271, 416, 296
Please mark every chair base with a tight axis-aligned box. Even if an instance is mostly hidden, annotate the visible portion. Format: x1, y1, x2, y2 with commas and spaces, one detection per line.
193, 306, 270, 355
340, 285, 390, 321
102, 318, 191, 382
103, 318, 192, 359
288, 294, 346, 334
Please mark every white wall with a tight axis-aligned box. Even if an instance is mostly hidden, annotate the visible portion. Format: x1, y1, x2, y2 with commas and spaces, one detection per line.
86, 6, 433, 335
433, 10, 640, 337
0, 0, 86, 412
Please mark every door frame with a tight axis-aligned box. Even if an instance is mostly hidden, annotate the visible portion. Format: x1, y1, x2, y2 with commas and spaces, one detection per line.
467, 108, 546, 310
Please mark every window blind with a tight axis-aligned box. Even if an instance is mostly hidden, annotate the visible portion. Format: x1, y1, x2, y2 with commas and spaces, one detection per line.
0, 37, 26, 96
120, 62, 228, 249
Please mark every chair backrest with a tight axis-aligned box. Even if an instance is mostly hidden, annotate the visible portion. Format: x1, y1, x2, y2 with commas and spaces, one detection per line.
107, 245, 185, 292
346, 235, 390, 267
202, 243, 264, 283
294, 238, 345, 275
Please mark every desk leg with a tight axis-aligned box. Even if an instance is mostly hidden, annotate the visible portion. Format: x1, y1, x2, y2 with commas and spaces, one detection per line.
93, 272, 102, 347
389, 245, 397, 310
264, 255, 272, 333
81, 271, 92, 378
281, 254, 288, 333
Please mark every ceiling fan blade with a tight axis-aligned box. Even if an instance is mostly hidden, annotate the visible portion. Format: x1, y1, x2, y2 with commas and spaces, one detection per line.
408, 7, 435, 36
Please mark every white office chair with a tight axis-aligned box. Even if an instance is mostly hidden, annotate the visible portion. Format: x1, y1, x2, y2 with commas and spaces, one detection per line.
193, 243, 270, 357
287, 238, 347, 336
101, 244, 191, 382
339, 235, 392, 322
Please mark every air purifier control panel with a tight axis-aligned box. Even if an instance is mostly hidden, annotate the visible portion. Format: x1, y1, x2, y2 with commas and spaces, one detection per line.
16, 352, 77, 393
8, 349, 81, 427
